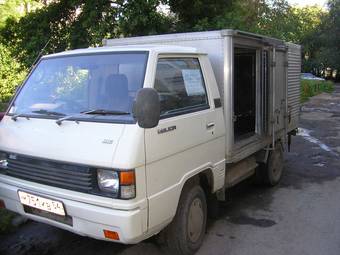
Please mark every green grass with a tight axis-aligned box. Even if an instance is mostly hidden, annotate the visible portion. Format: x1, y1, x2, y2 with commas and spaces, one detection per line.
0, 209, 15, 234
301, 79, 334, 102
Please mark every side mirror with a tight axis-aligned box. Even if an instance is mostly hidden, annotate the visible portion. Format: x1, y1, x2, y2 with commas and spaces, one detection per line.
133, 88, 160, 129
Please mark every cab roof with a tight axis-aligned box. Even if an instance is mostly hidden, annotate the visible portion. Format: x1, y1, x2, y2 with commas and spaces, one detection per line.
42, 44, 201, 59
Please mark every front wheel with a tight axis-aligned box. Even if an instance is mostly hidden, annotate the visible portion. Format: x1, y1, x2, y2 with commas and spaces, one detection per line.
161, 184, 207, 255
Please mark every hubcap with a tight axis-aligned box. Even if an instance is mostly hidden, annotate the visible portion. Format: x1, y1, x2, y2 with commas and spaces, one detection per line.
188, 198, 204, 243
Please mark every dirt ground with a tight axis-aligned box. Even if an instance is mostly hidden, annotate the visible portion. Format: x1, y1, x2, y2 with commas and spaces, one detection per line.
1, 84, 340, 255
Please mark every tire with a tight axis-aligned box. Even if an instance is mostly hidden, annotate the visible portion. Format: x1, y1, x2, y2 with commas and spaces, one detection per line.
257, 144, 284, 186
161, 184, 207, 255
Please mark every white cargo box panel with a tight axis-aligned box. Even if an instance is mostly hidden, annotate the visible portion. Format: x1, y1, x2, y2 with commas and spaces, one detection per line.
104, 30, 301, 162
286, 42, 301, 132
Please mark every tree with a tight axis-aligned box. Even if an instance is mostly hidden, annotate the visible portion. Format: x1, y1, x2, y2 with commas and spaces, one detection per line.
0, 0, 335, 102
291, 6, 324, 42
0, 0, 173, 103
0, 0, 43, 28
0, 43, 26, 103
166, 0, 231, 31
0, 0, 171, 67
165, 0, 324, 45
212, 0, 270, 33
302, 0, 340, 74
118, 0, 173, 36
1, 0, 82, 66
319, 0, 340, 70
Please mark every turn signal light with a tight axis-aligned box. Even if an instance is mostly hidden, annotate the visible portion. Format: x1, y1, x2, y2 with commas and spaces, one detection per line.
120, 171, 135, 185
103, 230, 120, 240
119, 171, 136, 199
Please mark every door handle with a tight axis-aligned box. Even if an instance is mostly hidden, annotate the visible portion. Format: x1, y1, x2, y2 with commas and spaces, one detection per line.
206, 122, 215, 129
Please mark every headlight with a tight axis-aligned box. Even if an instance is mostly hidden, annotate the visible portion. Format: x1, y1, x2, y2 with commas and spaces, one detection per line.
97, 169, 119, 194
97, 169, 136, 199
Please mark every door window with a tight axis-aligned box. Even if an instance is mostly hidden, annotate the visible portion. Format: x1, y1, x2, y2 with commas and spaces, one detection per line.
154, 58, 209, 118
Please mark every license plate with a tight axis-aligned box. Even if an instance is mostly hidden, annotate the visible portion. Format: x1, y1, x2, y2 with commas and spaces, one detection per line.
18, 191, 66, 216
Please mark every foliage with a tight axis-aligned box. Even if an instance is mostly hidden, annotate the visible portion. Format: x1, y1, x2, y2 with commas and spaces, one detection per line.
1, 0, 115, 66
0, 43, 27, 103
291, 6, 324, 43
319, 0, 340, 69
302, 0, 340, 74
0, 0, 45, 29
0, 0, 172, 104
0, 103, 8, 112
0, 0, 338, 104
118, 0, 174, 36
166, 0, 324, 45
0, 0, 22, 27
166, 0, 229, 32
300, 79, 334, 102
262, 3, 324, 43
0, 0, 171, 67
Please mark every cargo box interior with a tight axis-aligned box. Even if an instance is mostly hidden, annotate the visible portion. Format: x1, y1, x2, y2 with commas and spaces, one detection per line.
234, 47, 257, 141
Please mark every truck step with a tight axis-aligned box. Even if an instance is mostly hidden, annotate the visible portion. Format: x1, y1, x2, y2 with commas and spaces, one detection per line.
225, 156, 258, 188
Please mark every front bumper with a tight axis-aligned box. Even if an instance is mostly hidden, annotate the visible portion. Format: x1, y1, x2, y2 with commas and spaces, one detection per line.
0, 176, 148, 244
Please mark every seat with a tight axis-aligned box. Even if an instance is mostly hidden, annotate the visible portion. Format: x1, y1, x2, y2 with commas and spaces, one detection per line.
102, 74, 129, 112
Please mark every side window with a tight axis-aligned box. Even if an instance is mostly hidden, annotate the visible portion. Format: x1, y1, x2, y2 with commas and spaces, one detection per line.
154, 58, 209, 117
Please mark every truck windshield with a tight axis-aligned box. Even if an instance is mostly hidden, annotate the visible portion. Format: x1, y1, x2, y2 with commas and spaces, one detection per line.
9, 52, 148, 123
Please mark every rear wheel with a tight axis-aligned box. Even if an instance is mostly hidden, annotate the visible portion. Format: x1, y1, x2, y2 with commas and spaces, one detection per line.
161, 183, 207, 255
257, 144, 284, 186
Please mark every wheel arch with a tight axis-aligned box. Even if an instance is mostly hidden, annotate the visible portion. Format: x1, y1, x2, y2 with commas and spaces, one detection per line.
147, 166, 219, 234
179, 168, 214, 199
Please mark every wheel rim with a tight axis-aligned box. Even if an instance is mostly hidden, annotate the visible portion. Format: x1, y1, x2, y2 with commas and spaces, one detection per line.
188, 198, 204, 243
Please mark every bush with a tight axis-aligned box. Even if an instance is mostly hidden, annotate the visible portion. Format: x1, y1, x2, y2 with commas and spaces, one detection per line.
301, 79, 334, 102
0, 43, 27, 104
0, 103, 8, 112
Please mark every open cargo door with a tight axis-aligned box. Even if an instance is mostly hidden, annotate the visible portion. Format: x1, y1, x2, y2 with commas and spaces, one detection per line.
272, 48, 288, 136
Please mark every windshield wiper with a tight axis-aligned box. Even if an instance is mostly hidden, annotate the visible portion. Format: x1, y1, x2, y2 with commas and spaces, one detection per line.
82, 109, 130, 115
12, 109, 65, 121
56, 110, 94, 126
32, 109, 66, 117
55, 109, 130, 126
11, 113, 30, 121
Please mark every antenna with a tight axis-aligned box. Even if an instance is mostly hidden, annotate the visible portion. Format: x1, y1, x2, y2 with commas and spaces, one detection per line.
30, 38, 51, 68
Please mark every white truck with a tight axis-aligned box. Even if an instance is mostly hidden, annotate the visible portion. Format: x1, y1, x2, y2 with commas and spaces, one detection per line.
0, 30, 301, 254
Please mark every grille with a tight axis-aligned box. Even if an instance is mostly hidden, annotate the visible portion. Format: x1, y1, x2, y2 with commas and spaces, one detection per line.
4, 154, 95, 193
